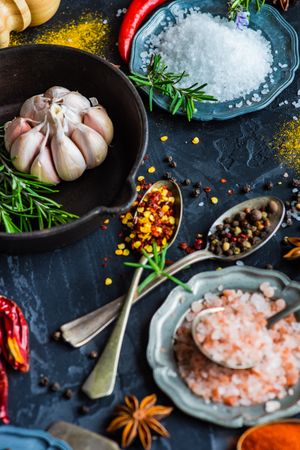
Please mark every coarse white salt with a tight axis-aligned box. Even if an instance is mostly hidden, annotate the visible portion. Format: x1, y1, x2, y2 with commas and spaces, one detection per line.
146, 11, 273, 102
265, 400, 281, 413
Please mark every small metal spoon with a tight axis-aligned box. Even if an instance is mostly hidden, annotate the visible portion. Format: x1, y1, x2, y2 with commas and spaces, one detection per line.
61, 196, 285, 348
192, 300, 300, 370
81, 180, 183, 399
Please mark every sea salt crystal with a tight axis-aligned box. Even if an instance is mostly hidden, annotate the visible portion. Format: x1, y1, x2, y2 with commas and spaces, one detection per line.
235, 101, 243, 108
228, 104, 233, 109
297, 89, 300, 96
147, 11, 273, 102
284, 100, 289, 104
246, 100, 252, 105
265, 400, 281, 413
293, 116, 298, 121
278, 102, 285, 107
278, 63, 288, 68
261, 89, 269, 95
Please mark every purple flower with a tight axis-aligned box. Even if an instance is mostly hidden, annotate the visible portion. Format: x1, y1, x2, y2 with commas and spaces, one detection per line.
235, 10, 250, 29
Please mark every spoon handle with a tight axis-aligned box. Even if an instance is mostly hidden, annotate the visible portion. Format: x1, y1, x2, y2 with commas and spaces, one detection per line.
81, 257, 146, 399
61, 249, 213, 348
267, 302, 300, 328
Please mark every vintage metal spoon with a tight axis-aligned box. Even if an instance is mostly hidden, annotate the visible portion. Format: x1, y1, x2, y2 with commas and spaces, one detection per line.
192, 301, 300, 370
82, 180, 183, 399
61, 196, 285, 348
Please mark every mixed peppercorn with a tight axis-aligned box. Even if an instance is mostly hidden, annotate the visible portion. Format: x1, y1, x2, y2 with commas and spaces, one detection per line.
208, 201, 277, 256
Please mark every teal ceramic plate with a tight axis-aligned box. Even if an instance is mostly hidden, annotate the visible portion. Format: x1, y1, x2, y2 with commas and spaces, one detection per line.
0, 425, 71, 450
130, 0, 299, 121
147, 266, 300, 427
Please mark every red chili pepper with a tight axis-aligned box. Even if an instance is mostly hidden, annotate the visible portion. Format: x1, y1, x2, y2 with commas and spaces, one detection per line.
0, 296, 29, 373
0, 359, 9, 424
118, 0, 168, 62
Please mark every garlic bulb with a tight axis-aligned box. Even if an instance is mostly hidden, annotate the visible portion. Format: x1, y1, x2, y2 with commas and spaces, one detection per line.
72, 123, 108, 169
10, 123, 45, 173
4, 117, 32, 151
31, 126, 60, 185
83, 106, 114, 145
51, 113, 86, 181
4, 86, 114, 184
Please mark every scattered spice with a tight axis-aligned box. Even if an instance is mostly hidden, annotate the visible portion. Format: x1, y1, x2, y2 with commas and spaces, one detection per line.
10, 13, 110, 56
107, 394, 173, 450
105, 278, 113, 286
208, 204, 274, 256
88, 350, 99, 360
51, 330, 62, 342
242, 184, 252, 193
50, 382, 60, 392
63, 388, 73, 400
192, 136, 200, 144
148, 166, 156, 173
240, 422, 300, 450
39, 376, 49, 387
210, 196, 218, 204
79, 405, 90, 415
274, 119, 300, 174
160, 136, 169, 142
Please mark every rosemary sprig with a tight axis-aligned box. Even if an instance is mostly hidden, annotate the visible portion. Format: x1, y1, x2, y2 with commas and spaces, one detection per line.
125, 242, 192, 294
129, 54, 217, 121
228, 0, 265, 20
0, 126, 78, 233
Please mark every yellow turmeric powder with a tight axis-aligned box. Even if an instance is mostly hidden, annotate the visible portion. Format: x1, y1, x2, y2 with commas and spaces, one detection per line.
273, 118, 300, 173
10, 12, 110, 56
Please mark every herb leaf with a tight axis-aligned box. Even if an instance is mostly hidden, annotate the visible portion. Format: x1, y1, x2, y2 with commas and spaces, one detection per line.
228, 0, 265, 20
124, 242, 192, 294
129, 54, 217, 121
0, 126, 78, 233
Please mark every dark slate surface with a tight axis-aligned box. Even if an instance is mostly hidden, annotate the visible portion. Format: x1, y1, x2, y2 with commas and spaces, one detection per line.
1, 1, 300, 449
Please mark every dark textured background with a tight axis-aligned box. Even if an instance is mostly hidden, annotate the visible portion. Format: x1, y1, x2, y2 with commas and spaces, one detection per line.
1, 1, 300, 449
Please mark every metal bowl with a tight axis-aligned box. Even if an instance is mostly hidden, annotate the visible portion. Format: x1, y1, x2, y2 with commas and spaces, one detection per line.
130, 0, 299, 121
147, 266, 300, 427
0, 45, 148, 253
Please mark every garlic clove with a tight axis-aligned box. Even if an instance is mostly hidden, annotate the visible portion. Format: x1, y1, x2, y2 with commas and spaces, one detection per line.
83, 106, 114, 145
10, 127, 45, 173
51, 113, 86, 181
45, 86, 70, 100
71, 123, 108, 169
61, 105, 82, 133
51, 134, 87, 181
4, 117, 32, 151
61, 92, 91, 112
31, 145, 61, 185
20, 95, 50, 122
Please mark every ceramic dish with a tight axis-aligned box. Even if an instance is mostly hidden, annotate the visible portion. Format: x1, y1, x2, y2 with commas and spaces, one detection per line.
147, 266, 300, 428
130, 0, 299, 121
0, 45, 148, 254
0, 425, 71, 450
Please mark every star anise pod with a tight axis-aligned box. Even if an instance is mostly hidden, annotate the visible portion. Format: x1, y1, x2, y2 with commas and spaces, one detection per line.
283, 237, 300, 260
107, 394, 173, 450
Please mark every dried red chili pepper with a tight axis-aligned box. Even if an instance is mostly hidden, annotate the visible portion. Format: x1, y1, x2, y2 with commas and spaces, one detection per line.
118, 0, 168, 62
0, 296, 29, 373
0, 358, 9, 424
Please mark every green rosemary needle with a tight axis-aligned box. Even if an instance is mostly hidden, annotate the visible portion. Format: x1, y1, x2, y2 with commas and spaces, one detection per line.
125, 242, 192, 294
0, 126, 78, 233
129, 54, 217, 121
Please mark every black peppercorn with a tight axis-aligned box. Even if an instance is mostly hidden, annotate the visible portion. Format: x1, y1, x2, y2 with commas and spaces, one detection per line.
191, 189, 201, 197
164, 172, 172, 180
169, 160, 177, 168
194, 182, 202, 189
88, 350, 98, 360
51, 330, 62, 342
292, 178, 300, 188
242, 184, 252, 193
264, 180, 274, 190
164, 155, 173, 163
265, 264, 274, 270
39, 376, 49, 387
182, 178, 191, 186
79, 405, 90, 415
50, 382, 60, 392
63, 388, 73, 399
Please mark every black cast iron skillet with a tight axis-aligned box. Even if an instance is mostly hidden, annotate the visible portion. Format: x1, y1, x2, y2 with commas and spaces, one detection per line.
0, 45, 148, 253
